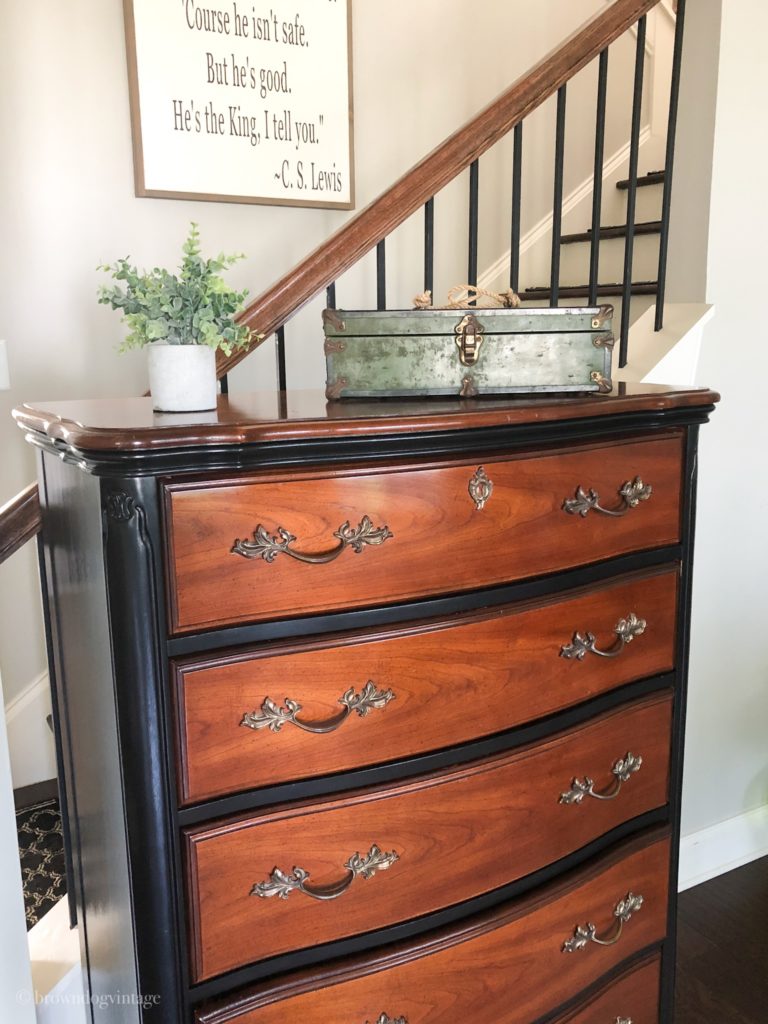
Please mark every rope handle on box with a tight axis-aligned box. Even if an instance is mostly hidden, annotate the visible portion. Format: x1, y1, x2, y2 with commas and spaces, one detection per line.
413, 285, 522, 310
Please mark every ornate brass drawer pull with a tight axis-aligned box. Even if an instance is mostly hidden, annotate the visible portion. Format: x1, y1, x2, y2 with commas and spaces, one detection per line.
251, 844, 399, 902
468, 466, 493, 510
560, 612, 646, 660
559, 752, 643, 804
562, 892, 644, 953
562, 476, 652, 517
616, 1018, 633, 1024
232, 515, 393, 564
241, 681, 396, 735
366, 1016, 408, 1024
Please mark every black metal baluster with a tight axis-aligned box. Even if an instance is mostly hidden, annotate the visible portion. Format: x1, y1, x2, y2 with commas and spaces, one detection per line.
376, 239, 386, 311
510, 123, 523, 294
550, 86, 567, 307
619, 15, 647, 367
589, 50, 609, 307
219, 373, 229, 395
326, 282, 336, 309
424, 198, 434, 298
275, 325, 287, 391
468, 160, 479, 300
656, 0, 687, 331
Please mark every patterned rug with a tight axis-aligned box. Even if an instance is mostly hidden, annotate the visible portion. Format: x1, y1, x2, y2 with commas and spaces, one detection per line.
16, 797, 66, 930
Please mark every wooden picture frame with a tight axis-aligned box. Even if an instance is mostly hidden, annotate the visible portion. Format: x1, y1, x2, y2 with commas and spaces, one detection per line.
122, 0, 354, 209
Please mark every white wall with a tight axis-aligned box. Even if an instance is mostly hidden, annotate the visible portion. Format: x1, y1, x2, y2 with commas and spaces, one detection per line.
0, 667, 36, 1022
660, 0, 768, 859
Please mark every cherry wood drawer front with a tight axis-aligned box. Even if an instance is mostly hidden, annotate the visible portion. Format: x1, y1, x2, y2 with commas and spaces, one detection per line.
196, 835, 670, 1023
175, 568, 678, 804
553, 955, 661, 1023
186, 694, 672, 980
164, 435, 683, 633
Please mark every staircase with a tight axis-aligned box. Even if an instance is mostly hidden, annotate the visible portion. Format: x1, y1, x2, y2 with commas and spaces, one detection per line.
522, 169, 666, 313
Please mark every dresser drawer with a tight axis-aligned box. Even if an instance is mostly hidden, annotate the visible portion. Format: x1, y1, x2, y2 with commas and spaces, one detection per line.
186, 693, 671, 980
174, 567, 677, 804
552, 954, 661, 1022
164, 435, 683, 633
195, 832, 670, 1023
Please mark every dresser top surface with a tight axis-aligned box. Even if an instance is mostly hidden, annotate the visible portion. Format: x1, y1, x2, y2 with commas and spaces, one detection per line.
14, 384, 719, 454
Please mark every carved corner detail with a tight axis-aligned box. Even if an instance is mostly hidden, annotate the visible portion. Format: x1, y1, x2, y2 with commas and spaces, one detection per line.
104, 492, 137, 522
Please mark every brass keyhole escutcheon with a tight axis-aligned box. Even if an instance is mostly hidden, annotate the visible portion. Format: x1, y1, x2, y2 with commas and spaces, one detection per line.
469, 467, 494, 510
454, 313, 485, 366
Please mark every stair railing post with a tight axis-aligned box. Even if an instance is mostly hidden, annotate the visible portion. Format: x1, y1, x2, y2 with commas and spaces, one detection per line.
589, 49, 609, 308
619, 15, 648, 368
655, 0, 687, 331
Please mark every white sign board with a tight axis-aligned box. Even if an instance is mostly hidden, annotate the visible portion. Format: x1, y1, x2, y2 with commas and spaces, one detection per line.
124, 0, 354, 208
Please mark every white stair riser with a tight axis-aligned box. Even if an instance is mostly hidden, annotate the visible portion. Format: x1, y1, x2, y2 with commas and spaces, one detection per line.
558, 230, 660, 285
622, 182, 665, 222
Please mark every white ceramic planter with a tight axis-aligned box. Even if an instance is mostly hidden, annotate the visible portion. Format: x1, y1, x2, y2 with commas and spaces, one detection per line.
147, 344, 217, 412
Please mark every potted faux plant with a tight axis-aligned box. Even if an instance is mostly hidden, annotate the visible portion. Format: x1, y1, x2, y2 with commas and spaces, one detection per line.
98, 223, 251, 412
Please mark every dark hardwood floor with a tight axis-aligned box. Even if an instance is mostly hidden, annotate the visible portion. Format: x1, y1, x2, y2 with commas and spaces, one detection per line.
675, 856, 768, 1022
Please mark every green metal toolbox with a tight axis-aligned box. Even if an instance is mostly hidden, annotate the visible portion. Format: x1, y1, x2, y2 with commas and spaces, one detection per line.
323, 305, 614, 399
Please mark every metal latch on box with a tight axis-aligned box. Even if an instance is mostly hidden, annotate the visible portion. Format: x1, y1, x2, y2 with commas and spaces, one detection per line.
454, 314, 485, 366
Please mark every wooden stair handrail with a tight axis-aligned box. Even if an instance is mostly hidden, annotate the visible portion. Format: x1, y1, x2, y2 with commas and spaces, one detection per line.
219, 0, 661, 378
0, 483, 42, 565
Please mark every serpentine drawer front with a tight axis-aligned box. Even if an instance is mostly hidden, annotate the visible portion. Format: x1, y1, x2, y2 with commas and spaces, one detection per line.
185, 693, 671, 980
174, 567, 678, 803
551, 954, 661, 1023
163, 434, 683, 633
194, 833, 670, 1023
17, 385, 716, 1021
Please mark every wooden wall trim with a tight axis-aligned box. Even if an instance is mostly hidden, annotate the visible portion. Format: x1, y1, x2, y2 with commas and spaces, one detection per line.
219, 0, 662, 378
0, 483, 42, 565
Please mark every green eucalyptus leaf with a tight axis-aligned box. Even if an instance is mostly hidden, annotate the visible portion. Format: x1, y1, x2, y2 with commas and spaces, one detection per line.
97, 222, 252, 354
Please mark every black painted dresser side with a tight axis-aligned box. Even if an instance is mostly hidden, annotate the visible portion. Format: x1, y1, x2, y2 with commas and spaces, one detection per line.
38, 453, 184, 1023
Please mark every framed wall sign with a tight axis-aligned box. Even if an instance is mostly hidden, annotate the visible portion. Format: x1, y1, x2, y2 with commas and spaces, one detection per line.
123, 0, 354, 208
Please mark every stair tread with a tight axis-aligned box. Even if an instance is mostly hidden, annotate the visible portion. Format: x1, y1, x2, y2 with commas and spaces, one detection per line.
561, 221, 662, 244
522, 282, 658, 299
616, 169, 665, 190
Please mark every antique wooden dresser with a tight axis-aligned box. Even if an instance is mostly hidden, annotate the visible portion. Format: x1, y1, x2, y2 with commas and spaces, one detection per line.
14, 383, 717, 1023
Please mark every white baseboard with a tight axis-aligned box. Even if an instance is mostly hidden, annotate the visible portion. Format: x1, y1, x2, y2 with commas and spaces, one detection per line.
678, 804, 768, 892
28, 896, 84, 1023
4, 671, 57, 790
